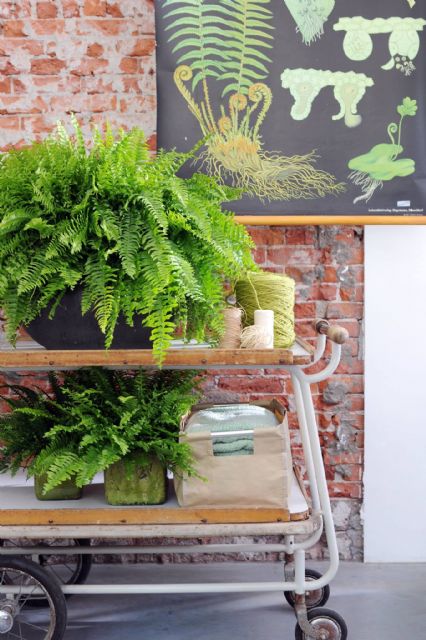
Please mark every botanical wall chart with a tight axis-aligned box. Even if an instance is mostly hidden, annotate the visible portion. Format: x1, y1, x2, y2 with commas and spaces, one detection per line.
155, 0, 426, 220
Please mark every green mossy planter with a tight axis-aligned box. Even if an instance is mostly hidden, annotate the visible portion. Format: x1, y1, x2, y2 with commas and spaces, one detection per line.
34, 474, 82, 501
104, 453, 167, 506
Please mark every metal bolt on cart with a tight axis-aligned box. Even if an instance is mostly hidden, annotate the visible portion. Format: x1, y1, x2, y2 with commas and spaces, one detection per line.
0, 319, 349, 640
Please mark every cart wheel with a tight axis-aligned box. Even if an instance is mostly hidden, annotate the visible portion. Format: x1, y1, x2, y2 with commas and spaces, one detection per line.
0, 538, 92, 605
284, 569, 330, 609
295, 607, 348, 640
0, 556, 67, 639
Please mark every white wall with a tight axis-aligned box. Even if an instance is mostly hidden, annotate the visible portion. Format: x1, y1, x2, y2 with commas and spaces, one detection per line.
364, 226, 426, 562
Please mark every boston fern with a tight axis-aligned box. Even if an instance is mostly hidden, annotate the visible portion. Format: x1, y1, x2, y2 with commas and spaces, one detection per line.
0, 373, 71, 477
0, 118, 255, 362
33, 368, 202, 493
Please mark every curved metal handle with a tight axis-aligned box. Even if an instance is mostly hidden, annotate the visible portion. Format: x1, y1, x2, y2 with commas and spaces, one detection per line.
314, 319, 349, 345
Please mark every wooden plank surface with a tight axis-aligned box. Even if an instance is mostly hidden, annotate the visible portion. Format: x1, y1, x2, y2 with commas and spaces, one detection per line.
0, 342, 314, 371
0, 519, 317, 539
236, 215, 426, 226
0, 478, 309, 527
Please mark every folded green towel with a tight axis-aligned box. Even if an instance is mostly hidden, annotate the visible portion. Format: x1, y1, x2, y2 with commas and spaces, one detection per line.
212, 437, 254, 456
186, 404, 279, 457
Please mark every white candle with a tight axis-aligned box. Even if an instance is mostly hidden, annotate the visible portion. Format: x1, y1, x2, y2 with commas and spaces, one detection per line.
254, 310, 274, 349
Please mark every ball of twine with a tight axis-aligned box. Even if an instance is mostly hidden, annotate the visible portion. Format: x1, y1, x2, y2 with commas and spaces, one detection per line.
240, 325, 271, 349
235, 271, 296, 348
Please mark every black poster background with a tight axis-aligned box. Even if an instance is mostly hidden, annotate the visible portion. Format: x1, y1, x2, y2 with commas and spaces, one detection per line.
155, 0, 426, 217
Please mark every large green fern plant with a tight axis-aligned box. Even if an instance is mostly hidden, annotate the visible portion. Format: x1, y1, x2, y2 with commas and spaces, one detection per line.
33, 368, 202, 493
0, 118, 255, 363
0, 369, 202, 493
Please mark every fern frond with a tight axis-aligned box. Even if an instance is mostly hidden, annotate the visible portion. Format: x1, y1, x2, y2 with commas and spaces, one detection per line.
118, 206, 140, 278
163, 0, 226, 91
84, 254, 118, 334
216, 0, 274, 96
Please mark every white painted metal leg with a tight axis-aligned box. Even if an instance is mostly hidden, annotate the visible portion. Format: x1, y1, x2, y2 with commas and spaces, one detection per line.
294, 549, 306, 595
291, 373, 321, 512
297, 377, 339, 590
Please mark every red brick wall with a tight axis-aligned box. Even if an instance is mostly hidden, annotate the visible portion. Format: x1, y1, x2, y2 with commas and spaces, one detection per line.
0, 0, 156, 150
0, 1, 364, 560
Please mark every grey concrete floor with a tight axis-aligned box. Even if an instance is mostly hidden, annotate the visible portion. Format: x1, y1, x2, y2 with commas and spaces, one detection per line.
54, 561, 426, 639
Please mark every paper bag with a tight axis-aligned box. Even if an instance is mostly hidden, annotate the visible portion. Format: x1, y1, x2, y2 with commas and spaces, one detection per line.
174, 400, 292, 509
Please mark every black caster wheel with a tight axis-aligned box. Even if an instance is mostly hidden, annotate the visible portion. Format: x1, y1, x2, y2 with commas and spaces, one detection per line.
0, 556, 67, 639
0, 538, 92, 606
295, 607, 348, 640
284, 568, 331, 609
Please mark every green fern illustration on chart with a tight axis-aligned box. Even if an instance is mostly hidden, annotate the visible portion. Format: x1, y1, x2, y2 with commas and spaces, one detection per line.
164, 0, 344, 201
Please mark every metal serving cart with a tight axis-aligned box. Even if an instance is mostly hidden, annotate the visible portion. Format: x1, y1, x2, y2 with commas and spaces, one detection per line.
0, 319, 349, 640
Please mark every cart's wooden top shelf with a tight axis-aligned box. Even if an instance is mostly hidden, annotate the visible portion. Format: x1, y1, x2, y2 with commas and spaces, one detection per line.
0, 339, 314, 371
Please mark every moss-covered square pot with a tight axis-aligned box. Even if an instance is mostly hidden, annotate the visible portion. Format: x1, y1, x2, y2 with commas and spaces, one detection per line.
104, 453, 167, 505
34, 474, 82, 501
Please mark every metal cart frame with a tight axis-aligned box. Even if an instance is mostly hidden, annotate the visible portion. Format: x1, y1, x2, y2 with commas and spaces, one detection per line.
0, 320, 349, 640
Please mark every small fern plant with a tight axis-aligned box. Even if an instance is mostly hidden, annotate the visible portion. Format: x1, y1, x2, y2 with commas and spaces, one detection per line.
0, 374, 71, 477
33, 368, 202, 493
0, 117, 256, 363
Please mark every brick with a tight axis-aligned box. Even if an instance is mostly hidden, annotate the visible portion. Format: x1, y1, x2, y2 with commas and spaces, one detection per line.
119, 94, 155, 113
328, 483, 362, 499
87, 43, 104, 57
147, 132, 156, 151
106, 2, 124, 18
119, 57, 139, 73
82, 75, 114, 94
0, 95, 48, 114
20, 114, 53, 134
0, 115, 19, 129
294, 320, 316, 338
326, 302, 363, 320
86, 93, 117, 112
37, 3, 58, 19
325, 452, 363, 466
319, 283, 338, 301
70, 58, 109, 76
294, 302, 316, 319
31, 19, 65, 35
247, 227, 285, 246
286, 228, 315, 245
31, 57, 66, 75
0, 3, 32, 20
341, 285, 363, 302
336, 359, 364, 375
83, 1, 107, 16
0, 38, 44, 57
3, 20, 27, 37
31, 74, 81, 93
128, 38, 155, 57
267, 246, 321, 267
83, 19, 126, 36
322, 266, 339, 283
63, 1, 80, 18
217, 377, 283, 394
0, 78, 11, 93
122, 76, 142, 93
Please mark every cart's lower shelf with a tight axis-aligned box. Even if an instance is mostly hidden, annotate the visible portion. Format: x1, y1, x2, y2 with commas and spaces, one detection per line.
0, 473, 309, 527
